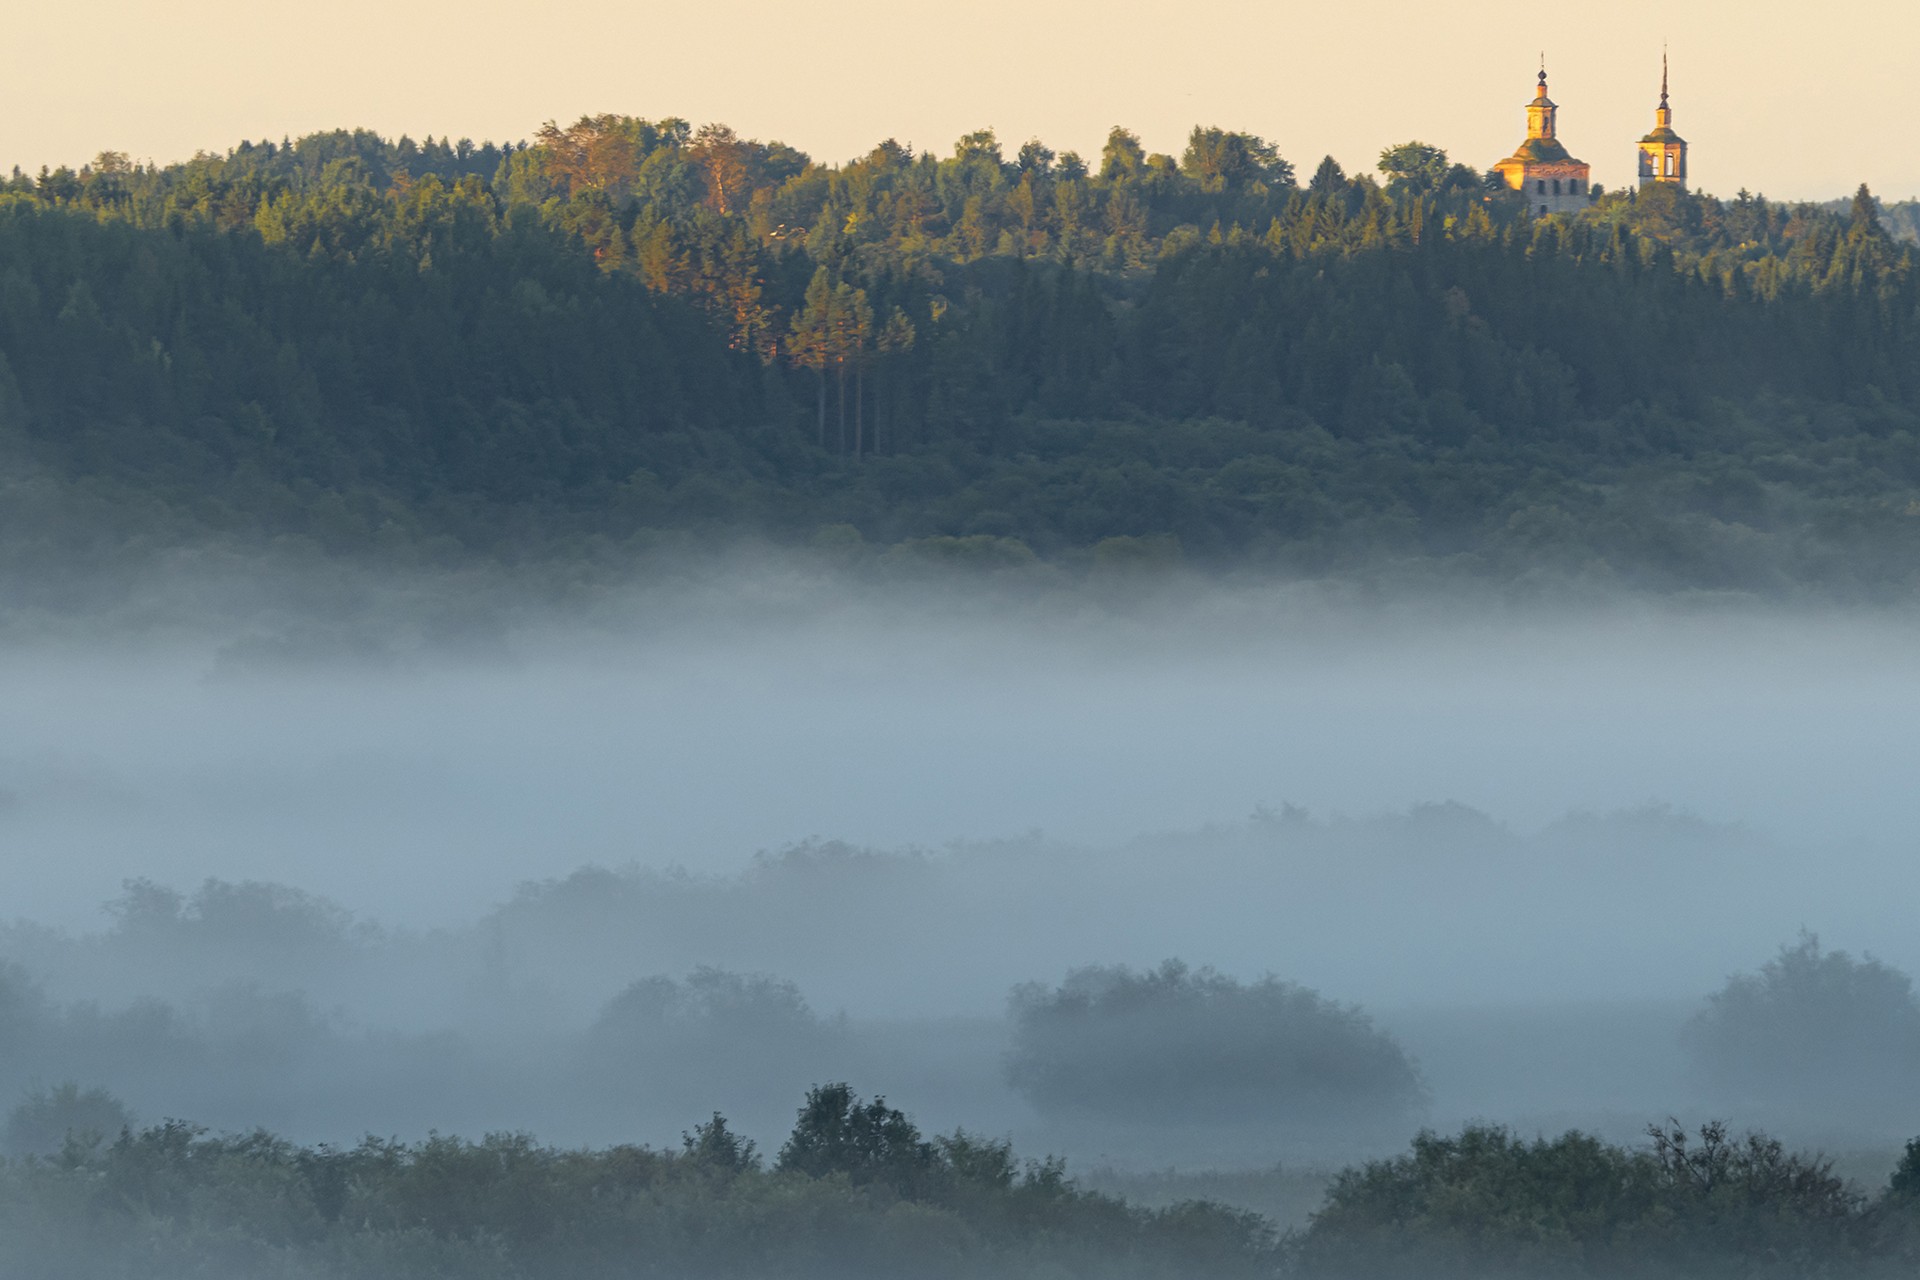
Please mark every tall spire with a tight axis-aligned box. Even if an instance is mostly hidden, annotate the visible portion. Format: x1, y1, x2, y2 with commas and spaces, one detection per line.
1639, 46, 1686, 189
1652, 49, 1674, 130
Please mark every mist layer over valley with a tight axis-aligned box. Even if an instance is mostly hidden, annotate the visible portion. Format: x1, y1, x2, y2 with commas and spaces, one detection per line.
4, 564, 1918, 1184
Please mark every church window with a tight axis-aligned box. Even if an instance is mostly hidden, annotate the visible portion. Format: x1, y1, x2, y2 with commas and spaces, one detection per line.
1536, 179, 1545, 194
1664, 153, 1674, 177
1552, 178, 1561, 194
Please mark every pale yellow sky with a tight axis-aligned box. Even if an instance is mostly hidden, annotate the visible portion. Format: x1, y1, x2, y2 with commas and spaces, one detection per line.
3, 0, 1913, 202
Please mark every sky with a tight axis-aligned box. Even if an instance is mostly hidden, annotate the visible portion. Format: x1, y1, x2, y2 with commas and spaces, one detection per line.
2, 0, 1915, 202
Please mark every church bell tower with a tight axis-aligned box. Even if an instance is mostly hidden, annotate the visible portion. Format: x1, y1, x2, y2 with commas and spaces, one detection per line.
1637, 53, 1688, 188
1492, 59, 1593, 216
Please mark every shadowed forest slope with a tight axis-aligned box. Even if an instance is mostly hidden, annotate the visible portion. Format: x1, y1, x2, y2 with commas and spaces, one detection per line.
4, 125, 1920, 593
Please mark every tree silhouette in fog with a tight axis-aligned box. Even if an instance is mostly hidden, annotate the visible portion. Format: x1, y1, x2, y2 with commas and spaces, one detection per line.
1007, 960, 1425, 1132
775, 1082, 936, 1195
1684, 932, 1920, 1113
2, 1081, 132, 1158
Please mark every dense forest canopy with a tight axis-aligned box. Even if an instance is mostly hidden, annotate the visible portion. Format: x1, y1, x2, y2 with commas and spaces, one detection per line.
5, 119, 1920, 592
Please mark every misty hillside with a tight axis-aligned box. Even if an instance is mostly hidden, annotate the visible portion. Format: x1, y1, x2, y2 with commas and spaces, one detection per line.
4, 124, 1920, 597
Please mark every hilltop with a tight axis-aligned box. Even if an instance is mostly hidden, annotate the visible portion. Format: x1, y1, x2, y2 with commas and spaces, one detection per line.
3, 120, 1919, 597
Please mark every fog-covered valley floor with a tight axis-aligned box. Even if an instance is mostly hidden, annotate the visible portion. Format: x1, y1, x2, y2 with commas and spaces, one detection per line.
4, 559, 1919, 1187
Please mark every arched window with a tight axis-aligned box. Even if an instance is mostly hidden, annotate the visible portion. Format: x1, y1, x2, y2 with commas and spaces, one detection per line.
1539, 204, 1548, 216
1664, 153, 1674, 177
1570, 179, 1581, 193
1552, 178, 1561, 194
1536, 179, 1545, 194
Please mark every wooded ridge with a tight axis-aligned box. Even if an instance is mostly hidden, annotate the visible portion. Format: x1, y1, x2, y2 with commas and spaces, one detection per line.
5, 122, 1919, 594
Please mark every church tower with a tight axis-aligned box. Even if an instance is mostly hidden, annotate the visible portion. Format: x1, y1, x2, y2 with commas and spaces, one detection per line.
1636, 53, 1688, 188
1493, 62, 1593, 216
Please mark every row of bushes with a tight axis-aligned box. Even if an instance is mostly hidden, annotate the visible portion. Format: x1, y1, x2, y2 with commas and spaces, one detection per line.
9, 1084, 1920, 1278
1, 1084, 1275, 1280
1303, 1121, 1920, 1278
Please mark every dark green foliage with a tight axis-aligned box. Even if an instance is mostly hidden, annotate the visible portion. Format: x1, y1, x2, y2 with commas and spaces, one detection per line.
0, 1093, 1281, 1279
1873, 1135, 1920, 1269
1006, 960, 1425, 1134
680, 1112, 758, 1176
3, 1094, 1918, 1278
4, 122, 1920, 591
775, 1082, 937, 1195
1296, 1120, 1871, 1279
1892, 1137, 1920, 1198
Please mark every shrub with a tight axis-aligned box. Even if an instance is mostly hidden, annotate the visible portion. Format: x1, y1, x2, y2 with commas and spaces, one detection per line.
1683, 933, 1920, 1113
1006, 960, 1425, 1132
1296, 1120, 1868, 1279
3, 1081, 133, 1157
580, 966, 844, 1115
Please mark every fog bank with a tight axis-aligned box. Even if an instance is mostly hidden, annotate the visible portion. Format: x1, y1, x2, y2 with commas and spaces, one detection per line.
3, 565, 1918, 1164
3, 567, 1917, 933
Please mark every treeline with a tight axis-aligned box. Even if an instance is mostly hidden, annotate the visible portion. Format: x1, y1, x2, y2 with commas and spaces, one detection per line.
7, 1087, 1920, 1279
4, 124, 1920, 588
0, 1082, 1278, 1279
1301, 1120, 1920, 1279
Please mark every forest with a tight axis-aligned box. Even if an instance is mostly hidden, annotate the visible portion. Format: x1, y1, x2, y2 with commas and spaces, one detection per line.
4, 1090, 1920, 1278
4, 120, 1920, 594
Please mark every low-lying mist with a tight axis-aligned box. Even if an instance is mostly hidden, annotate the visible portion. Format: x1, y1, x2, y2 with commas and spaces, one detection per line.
3, 556, 1919, 1168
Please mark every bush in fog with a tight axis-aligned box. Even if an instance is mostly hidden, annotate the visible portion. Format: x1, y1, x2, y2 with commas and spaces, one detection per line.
580, 968, 846, 1118
1296, 1119, 1874, 1279
1683, 933, 1920, 1110
1006, 960, 1425, 1130
592, 967, 820, 1038
586, 967, 834, 1059
107, 878, 360, 959
3, 1081, 132, 1156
